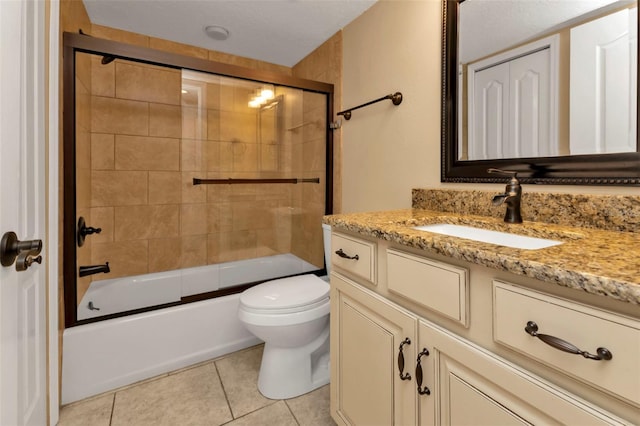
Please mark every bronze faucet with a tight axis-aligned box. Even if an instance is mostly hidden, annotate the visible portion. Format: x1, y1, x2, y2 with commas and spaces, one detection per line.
488, 168, 522, 223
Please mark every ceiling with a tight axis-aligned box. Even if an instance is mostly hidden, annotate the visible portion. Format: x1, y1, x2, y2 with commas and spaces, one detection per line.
459, 0, 630, 63
82, 0, 377, 67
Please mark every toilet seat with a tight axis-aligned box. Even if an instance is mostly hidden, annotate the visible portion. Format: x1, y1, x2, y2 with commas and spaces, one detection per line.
239, 274, 329, 314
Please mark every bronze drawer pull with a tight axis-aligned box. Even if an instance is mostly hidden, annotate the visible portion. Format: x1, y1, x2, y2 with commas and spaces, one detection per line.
335, 249, 359, 260
397, 338, 411, 380
415, 348, 431, 395
524, 321, 613, 361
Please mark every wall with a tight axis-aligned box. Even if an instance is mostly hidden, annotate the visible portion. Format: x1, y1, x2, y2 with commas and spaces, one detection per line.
293, 31, 343, 214
341, 0, 639, 215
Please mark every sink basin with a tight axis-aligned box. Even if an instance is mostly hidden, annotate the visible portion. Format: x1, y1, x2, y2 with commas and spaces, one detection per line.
413, 224, 563, 250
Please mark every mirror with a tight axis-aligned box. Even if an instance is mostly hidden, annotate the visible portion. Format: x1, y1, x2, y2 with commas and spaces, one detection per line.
442, 0, 640, 185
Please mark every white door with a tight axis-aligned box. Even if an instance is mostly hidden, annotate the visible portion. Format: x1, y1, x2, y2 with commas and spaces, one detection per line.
570, 7, 638, 155
470, 62, 509, 160
0, 0, 48, 424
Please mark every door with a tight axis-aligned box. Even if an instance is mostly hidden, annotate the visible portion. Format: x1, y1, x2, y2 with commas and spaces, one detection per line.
0, 0, 48, 424
570, 6, 638, 155
330, 272, 416, 426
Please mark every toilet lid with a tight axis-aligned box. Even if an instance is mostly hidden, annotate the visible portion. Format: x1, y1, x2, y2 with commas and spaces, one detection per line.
240, 274, 329, 311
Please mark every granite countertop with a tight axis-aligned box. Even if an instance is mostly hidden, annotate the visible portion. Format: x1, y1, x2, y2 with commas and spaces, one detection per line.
323, 209, 640, 306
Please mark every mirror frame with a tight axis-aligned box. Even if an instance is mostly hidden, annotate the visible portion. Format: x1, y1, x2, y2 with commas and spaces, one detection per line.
441, 0, 640, 185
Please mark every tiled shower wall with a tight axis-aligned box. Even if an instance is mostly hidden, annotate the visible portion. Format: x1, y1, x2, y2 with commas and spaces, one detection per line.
76, 55, 326, 301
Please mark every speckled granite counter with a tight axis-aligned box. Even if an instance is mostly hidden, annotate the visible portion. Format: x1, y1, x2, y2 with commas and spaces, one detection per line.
323, 208, 640, 306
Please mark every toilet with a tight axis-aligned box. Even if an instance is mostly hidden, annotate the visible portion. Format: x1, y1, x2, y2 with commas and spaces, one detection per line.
237, 224, 332, 399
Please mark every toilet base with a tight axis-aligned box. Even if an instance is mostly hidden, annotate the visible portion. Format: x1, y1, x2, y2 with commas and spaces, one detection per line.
257, 327, 330, 399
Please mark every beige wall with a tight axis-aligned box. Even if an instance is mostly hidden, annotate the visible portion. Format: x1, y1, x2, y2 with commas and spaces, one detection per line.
341, 0, 639, 215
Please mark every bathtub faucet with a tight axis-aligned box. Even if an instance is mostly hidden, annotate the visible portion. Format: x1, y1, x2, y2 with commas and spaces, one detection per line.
79, 262, 110, 277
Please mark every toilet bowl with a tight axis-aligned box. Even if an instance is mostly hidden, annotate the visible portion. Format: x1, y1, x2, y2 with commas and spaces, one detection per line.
237, 224, 332, 399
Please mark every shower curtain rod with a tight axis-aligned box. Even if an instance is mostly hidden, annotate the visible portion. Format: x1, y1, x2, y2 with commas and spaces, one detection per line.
337, 92, 403, 120
193, 177, 320, 185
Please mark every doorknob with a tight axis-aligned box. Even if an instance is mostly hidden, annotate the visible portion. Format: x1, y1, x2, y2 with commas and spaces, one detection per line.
1, 231, 43, 269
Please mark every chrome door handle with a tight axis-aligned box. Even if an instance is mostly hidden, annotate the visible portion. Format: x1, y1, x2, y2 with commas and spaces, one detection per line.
1, 231, 43, 270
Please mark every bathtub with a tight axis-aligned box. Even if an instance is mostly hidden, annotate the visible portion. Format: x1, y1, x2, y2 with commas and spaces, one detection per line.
62, 254, 320, 404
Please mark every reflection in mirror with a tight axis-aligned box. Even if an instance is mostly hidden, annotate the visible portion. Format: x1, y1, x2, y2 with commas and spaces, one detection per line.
442, 0, 640, 184
70, 48, 330, 324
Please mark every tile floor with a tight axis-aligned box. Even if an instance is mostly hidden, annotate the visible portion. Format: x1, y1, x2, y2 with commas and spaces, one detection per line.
58, 345, 336, 426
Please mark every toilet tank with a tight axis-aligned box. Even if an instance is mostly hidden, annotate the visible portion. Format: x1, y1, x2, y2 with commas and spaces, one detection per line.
322, 223, 332, 274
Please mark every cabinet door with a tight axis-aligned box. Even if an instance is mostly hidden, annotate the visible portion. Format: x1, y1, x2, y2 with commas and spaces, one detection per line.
330, 272, 417, 426
417, 320, 626, 426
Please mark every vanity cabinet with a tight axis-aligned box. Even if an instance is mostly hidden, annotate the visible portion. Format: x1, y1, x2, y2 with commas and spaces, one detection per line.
329, 231, 636, 425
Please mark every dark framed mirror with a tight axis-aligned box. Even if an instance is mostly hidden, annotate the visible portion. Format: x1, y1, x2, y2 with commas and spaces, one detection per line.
442, 0, 640, 185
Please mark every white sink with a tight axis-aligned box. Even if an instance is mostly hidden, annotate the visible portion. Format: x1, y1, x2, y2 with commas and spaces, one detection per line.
413, 223, 562, 250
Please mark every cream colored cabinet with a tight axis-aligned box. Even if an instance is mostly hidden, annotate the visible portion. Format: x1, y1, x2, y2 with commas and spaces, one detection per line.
329, 232, 633, 425
417, 319, 625, 426
330, 272, 416, 426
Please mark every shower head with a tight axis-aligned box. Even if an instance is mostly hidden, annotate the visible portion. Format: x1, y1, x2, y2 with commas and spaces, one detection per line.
101, 55, 116, 65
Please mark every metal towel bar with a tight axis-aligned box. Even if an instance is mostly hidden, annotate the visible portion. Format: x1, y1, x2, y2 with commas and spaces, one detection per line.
193, 177, 320, 185
337, 92, 403, 120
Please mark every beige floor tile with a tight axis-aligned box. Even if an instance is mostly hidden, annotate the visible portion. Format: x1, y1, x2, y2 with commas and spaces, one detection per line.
110, 362, 232, 426
223, 401, 297, 426
58, 393, 114, 426
215, 345, 272, 418
286, 385, 336, 426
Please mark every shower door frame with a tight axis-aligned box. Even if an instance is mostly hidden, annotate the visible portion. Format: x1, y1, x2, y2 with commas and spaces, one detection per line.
62, 32, 334, 328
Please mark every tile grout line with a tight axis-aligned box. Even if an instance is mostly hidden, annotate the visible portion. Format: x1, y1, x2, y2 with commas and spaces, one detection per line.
108, 392, 116, 426
218, 400, 281, 426
284, 399, 301, 426
213, 360, 235, 420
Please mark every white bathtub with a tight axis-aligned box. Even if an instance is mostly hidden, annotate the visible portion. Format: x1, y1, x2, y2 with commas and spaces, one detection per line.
62, 254, 320, 404
77, 253, 319, 320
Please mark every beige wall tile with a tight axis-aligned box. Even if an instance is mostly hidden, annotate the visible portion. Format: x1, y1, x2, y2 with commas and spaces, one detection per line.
229, 230, 257, 261
206, 109, 220, 141
207, 203, 232, 233
115, 62, 181, 105
91, 240, 149, 280
182, 172, 206, 204
205, 173, 232, 203
182, 106, 207, 141
232, 142, 259, 172
91, 96, 149, 136
181, 139, 204, 172
149, 172, 182, 205
149, 103, 182, 138
232, 200, 277, 231
115, 135, 180, 171
114, 205, 180, 241
91, 171, 148, 207
181, 204, 208, 236
181, 235, 207, 268
89, 207, 114, 244
76, 166, 92, 210
91, 56, 115, 97
302, 139, 327, 172
220, 111, 256, 143
91, 133, 115, 170
149, 238, 182, 273
205, 82, 221, 110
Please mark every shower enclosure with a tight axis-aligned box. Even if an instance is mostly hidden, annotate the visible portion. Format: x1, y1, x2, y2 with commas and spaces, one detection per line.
63, 32, 333, 327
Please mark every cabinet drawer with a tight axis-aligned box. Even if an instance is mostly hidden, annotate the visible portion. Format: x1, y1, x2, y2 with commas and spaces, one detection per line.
331, 232, 376, 284
493, 281, 640, 407
387, 249, 468, 326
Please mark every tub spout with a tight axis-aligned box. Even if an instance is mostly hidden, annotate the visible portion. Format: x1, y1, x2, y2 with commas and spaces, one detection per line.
79, 262, 110, 277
